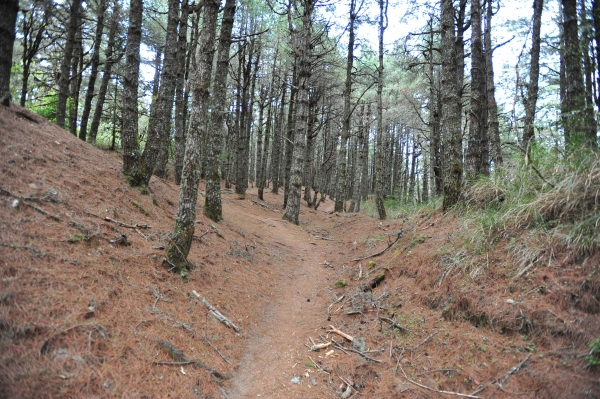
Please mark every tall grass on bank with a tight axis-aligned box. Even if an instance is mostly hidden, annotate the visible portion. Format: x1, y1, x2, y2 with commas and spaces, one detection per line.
457, 147, 600, 275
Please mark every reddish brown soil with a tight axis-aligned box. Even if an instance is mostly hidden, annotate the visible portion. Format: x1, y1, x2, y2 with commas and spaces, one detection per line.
1, 103, 599, 398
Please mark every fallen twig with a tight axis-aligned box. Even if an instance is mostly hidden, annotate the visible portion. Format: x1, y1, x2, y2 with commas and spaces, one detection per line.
84, 209, 150, 229
411, 331, 438, 353
193, 229, 210, 242
379, 317, 408, 333
470, 353, 532, 396
352, 231, 403, 261
192, 290, 240, 332
332, 341, 382, 363
399, 364, 481, 398
166, 316, 231, 365
328, 325, 354, 342
154, 339, 227, 379
0, 242, 41, 254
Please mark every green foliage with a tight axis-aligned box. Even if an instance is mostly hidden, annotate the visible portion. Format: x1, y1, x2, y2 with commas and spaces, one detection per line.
31, 92, 57, 122
586, 337, 600, 367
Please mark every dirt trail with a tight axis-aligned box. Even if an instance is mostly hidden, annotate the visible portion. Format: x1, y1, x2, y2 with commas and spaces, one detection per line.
226, 195, 337, 398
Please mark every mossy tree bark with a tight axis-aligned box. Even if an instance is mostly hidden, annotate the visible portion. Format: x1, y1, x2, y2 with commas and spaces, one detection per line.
79, 0, 107, 141
89, 0, 119, 143
166, 0, 220, 276
174, 0, 190, 185
55, 0, 81, 126
484, 0, 502, 166
522, 0, 543, 152
204, 0, 236, 222
374, 0, 387, 220
441, 0, 463, 210
283, 0, 314, 225
121, 0, 143, 185
335, 0, 358, 213
140, 0, 181, 184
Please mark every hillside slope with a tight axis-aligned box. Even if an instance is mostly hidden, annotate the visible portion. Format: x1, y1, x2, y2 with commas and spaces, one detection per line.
1, 103, 599, 398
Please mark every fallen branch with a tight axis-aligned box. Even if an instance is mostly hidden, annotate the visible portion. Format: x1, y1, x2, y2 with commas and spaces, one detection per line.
328, 325, 354, 342
154, 339, 227, 379
411, 331, 438, 353
166, 316, 232, 365
192, 290, 240, 332
1, 195, 61, 221
399, 364, 481, 398
353, 231, 403, 261
0, 242, 41, 254
332, 341, 382, 363
470, 353, 532, 396
311, 342, 332, 351
379, 317, 408, 333
193, 229, 210, 241
84, 210, 151, 229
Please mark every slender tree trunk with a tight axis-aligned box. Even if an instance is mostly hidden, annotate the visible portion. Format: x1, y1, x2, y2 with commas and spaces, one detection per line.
79, 0, 107, 141
562, 0, 596, 149
283, 0, 313, 224
441, 0, 463, 210
204, 0, 235, 221
0, 0, 18, 106
140, 0, 180, 184
56, 0, 82, 127
90, 1, 119, 143
68, 22, 83, 135
581, 0, 598, 141
283, 63, 298, 209
593, 0, 600, 112
121, 0, 143, 184
166, 0, 220, 276
335, 0, 358, 212
374, 0, 388, 220
258, 100, 272, 200
271, 79, 286, 194
522, 0, 544, 150
174, 0, 190, 185
19, 3, 49, 107
485, 0, 502, 166
466, 0, 488, 181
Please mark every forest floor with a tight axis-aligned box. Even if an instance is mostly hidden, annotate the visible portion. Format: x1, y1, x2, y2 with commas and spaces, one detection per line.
1, 103, 599, 399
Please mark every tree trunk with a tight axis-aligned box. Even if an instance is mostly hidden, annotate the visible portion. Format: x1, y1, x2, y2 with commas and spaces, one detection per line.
374, 0, 388, 220
271, 79, 286, 194
89, 0, 119, 143
174, 0, 190, 185
68, 21, 83, 135
335, 0, 358, 212
166, 0, 220, 276
561, 0, 597, 149
121, 0, 143, 185
283, 62, 298, 209
485, 0, 502, 166
79, 0, 107, 141
19, 1, 49, 107
204, 0, 235, 221
283, 0, 313, 225
0, 0, 18, 106
522, 0, 544, 151
56, 0, 82, 127
466, 0, 488, 181
441, 0, 463, 210
141, 0, 181, 184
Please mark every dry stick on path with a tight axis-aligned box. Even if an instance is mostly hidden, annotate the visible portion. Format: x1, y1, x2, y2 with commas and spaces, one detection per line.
352, 231, 403, 261
192, 290, 240, 332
